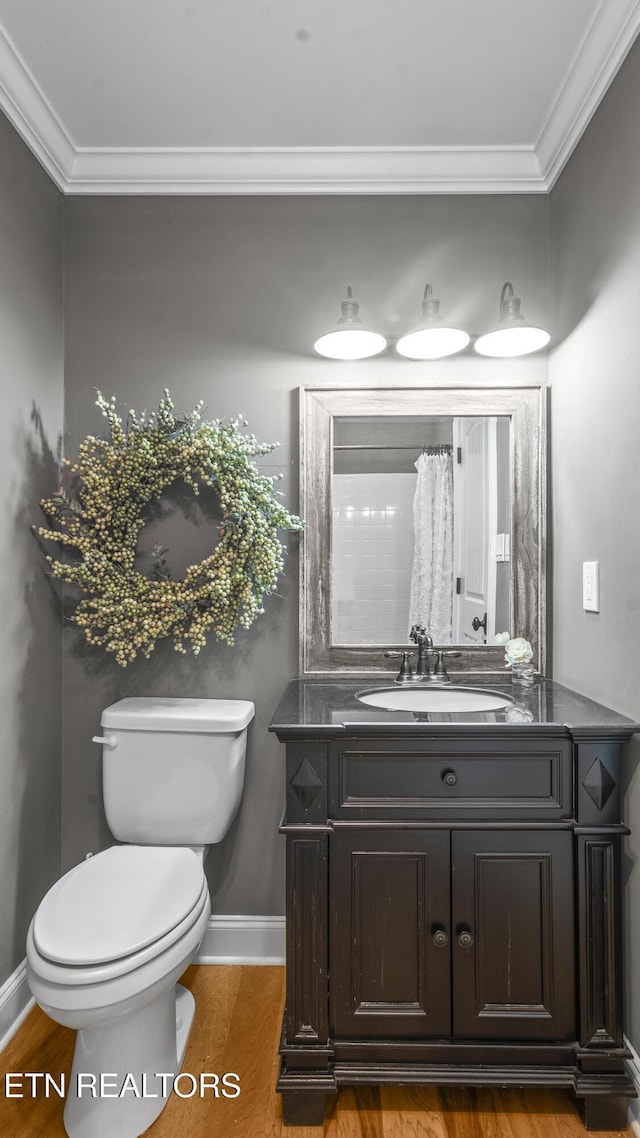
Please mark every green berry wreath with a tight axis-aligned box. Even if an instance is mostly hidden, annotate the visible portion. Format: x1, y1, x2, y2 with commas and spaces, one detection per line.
38, 390, 303, 666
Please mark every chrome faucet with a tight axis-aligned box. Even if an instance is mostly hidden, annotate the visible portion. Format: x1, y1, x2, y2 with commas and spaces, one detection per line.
384, 650, 415, 683
409, 624, 434, 678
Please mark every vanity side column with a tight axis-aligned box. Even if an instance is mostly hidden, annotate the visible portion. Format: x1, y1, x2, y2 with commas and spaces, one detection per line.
278, 740, 336, 1124
573, 736, 635, 1129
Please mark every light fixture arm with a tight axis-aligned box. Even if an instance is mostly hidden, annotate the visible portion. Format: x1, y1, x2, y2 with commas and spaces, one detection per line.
421, 283, 441, 321
499, 282, 525, 324
337, 285, 363, 326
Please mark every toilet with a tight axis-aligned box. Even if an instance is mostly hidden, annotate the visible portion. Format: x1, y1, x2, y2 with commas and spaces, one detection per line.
26, 696, 254, 1138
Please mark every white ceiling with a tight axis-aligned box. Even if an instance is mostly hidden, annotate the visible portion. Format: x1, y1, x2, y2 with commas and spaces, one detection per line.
0, 0, 638, 193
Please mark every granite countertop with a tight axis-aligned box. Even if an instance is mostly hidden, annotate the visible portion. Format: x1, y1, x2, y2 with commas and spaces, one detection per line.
269, 676, 640, 738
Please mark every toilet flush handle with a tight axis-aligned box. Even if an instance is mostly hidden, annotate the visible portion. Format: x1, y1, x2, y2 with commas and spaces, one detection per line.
92, 734, 119, 749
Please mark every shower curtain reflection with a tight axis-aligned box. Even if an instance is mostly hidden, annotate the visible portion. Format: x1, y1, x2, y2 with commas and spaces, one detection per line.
408, 449, 454, 642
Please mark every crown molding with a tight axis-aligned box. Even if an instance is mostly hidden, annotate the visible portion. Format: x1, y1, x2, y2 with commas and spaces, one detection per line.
65, 145, 544, 194
0, 2, 638, 194
0, 22, 74, 188
536, 0, 640, 187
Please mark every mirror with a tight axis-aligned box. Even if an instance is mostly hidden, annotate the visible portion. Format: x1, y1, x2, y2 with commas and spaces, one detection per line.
332, 415, 510, 647
300, 385, 546, 676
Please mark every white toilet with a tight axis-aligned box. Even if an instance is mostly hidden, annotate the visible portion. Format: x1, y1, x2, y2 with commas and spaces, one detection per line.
26, 696, 254, 1138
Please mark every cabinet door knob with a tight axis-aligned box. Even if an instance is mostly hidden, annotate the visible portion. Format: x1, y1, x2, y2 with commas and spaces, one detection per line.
442, 769, 457, 788
432, 929, 449, 948
457, 929, 474, 949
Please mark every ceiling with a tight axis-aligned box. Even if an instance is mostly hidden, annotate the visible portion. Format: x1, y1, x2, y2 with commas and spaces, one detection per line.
0, 0, 638, 194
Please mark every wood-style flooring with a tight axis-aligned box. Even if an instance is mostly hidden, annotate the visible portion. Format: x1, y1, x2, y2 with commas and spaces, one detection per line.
0, 966, 632, 1137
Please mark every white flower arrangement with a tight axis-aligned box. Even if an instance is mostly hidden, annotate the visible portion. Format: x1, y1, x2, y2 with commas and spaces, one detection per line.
493, 632, 534, 667
37, 390, 303, 666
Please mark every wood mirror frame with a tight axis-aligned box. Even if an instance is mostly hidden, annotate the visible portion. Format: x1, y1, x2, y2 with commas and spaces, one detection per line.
299, 383, 547, 677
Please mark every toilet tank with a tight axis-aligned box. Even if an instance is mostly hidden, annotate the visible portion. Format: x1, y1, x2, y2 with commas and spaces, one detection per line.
99, 697, 255, 845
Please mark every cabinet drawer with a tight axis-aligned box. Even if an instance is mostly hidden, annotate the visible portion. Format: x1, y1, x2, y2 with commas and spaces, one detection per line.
329, 737, 572, 820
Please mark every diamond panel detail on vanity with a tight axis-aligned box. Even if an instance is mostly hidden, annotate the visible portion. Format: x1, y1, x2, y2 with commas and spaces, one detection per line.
289, 757, 324, 811
271, 678, 639, 1131
582, 756, 616, 812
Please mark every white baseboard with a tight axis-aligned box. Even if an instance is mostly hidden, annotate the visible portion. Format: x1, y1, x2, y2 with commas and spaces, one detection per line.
0, 918, 284, 1053
625, 1035, 640, 1130
197, 915, 285, 965
0, 960, 35, 1054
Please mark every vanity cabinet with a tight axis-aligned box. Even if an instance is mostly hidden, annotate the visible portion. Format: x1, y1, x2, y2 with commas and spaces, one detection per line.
331, 828, 575, 1043
271, 686, 638, 1131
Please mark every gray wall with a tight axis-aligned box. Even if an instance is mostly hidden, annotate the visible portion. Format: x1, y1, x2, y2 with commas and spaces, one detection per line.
0, 113, 63, 987
62, 193, 549, 914
2, 23, 638, 1064
549, 35, 640, 1052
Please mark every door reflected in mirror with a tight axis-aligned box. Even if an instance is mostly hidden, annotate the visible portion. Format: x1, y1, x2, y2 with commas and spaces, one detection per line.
331, 415, 510, 647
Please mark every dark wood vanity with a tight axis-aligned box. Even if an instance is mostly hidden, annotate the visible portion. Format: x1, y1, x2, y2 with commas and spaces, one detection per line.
270, 678, 639, 1130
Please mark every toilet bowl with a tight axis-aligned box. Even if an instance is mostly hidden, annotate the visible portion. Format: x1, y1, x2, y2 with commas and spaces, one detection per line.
26, 697, 254, 1138
27, 846, 210, 1023
26, 846, 211, 1138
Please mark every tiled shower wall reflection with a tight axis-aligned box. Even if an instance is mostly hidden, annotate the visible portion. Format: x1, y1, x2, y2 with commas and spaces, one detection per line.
332, 473, 416, 644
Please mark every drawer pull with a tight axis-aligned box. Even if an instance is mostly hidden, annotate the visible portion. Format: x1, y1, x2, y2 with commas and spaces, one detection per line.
457, 929, 474, 949
442, 769, 458, 788
432, 928, 449, 948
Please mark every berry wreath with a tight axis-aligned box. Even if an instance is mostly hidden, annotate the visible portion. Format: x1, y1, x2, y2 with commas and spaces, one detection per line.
37, 390, 303, 666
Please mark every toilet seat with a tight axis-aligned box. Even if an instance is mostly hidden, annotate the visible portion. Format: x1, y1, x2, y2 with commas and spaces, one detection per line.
28, 877, 209, 989
26, 879, 211, 1026
32, 846, 207, 981
34, 845, 204, 966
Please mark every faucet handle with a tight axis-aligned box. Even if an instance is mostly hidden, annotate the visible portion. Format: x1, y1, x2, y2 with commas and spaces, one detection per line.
433, 650, 461, 683
384, 650, 414, 683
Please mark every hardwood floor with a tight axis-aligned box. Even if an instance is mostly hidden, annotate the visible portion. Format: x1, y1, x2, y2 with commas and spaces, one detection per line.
0, 966, 631, 1137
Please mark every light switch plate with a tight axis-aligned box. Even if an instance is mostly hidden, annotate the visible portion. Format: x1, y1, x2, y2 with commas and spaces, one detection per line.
583, 561, 599, 612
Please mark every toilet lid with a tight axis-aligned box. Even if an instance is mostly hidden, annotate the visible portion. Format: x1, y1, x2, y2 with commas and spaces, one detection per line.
33, 846, 205, 965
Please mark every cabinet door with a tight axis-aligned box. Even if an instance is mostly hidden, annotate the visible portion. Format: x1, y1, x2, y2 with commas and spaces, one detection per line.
451, 831, 575, 1040
330, 829, 450, 1038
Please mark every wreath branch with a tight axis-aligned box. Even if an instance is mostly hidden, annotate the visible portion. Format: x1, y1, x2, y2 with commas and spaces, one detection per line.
37, 390, 303, 666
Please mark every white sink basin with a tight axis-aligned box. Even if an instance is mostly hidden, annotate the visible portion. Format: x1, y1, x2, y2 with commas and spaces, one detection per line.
356, 686, 515, 714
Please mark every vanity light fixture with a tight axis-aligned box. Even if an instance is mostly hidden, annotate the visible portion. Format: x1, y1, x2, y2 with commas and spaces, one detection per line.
474, 282, 550, 358
314, 286, 387, 360
396, 284, 470, 360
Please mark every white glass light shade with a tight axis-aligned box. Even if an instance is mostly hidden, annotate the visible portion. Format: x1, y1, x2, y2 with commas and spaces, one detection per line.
314, 327, 387, 360
397, 326, 470, 360
474, 282, 550, 358
474, 326, 550, 357
396, 284, 469, 360
314, 286, 386, 360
